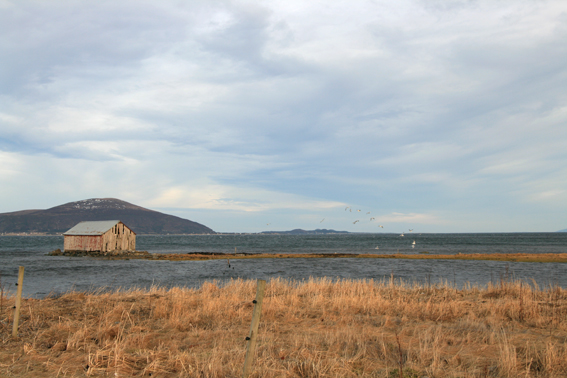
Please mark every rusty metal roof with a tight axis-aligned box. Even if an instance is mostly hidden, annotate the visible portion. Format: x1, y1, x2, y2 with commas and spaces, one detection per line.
63, 220, 121, 235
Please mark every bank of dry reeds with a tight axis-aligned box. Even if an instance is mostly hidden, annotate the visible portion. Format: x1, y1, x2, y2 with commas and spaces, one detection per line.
1, 278, 566, 377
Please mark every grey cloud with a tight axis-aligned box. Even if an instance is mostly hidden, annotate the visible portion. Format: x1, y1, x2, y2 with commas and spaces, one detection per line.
1, 1, 566, 231
0, 1, 190, 95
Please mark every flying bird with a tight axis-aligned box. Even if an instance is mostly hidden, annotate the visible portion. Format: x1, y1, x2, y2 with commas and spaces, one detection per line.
366, 212, 371, 214
370, 217, 375, 221
345, 207, 350, 211
353, 220, 359, 224
400, 232, 405, 237
379, 225, 384, 228
320, 218, 325, 223
409, 229, 413, 232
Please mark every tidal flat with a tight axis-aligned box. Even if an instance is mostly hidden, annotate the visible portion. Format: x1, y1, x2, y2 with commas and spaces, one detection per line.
53, 250, 567, 264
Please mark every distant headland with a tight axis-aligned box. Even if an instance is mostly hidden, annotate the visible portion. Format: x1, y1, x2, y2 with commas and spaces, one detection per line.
0, 198, 215, 235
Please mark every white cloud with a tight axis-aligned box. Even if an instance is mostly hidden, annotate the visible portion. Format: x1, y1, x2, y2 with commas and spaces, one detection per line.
146, 184, 344, 212
0, 151, 24, 179
375, 212, 443, 225
0, 0, 566, 232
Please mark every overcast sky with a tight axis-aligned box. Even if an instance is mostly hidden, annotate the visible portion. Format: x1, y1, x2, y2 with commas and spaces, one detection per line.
1, 0, 566, 233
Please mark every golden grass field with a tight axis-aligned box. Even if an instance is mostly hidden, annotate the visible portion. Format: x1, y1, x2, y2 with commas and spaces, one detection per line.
1, 277, 566, 377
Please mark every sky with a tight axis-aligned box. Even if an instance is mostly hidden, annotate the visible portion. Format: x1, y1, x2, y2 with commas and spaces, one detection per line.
1, 0, 566, 233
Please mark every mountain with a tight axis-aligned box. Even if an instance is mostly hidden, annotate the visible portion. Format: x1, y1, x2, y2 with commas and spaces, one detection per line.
558, 229, 567, 232
0, 198, 215, 235
260, 229, 349, 235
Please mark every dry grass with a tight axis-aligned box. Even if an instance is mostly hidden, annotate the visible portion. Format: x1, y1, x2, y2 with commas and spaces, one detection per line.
1, 278, 566, 377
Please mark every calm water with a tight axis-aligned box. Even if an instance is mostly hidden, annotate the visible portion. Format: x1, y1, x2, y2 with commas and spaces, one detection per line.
0, 233, 566, 298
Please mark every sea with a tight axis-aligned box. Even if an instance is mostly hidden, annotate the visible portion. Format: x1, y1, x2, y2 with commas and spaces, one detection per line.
1, 233, 566, 298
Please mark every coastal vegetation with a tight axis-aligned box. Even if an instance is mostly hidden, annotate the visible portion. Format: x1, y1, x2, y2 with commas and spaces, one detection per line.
1, 278, 566, 377
49, 249, 567, 263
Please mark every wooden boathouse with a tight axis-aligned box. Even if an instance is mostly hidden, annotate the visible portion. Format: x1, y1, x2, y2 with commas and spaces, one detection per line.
63, 220, 136, 253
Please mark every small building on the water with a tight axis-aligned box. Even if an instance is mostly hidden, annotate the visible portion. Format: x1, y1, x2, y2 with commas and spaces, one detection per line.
63, 220, 136, 253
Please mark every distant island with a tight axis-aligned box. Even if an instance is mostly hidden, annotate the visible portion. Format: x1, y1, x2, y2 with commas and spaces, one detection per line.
0, 198, 215, 235
558, 229, 567, 232
260, 229, 350, 235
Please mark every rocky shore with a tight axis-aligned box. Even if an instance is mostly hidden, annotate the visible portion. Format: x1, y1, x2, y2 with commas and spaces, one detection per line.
47, 249, 151, 258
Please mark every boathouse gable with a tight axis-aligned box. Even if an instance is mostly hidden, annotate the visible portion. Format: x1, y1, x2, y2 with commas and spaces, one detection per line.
63, 220, 136, 253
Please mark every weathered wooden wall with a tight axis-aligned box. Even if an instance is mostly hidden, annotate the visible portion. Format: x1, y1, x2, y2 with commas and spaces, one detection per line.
101, 222, 136, 252
64, 235, 102, 252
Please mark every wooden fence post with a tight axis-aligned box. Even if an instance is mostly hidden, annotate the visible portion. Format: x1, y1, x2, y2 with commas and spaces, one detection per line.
12, 266, 25, 338
242, 279, 266, 378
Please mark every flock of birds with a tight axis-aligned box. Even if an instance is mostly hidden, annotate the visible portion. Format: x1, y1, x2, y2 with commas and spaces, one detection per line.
264, 205, 418, 249
339, 206, 417, 249
341, 206, 387, 228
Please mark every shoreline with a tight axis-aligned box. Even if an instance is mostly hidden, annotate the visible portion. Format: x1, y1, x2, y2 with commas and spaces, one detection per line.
49, 250, 567, 263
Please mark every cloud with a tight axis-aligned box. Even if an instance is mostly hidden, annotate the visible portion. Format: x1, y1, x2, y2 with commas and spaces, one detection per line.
146, 184, 345, 212
1, 0, 566, 232
376, 212, 443, 225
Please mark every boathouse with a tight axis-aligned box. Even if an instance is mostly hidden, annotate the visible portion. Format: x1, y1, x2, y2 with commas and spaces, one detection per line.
63, 220, 136, 253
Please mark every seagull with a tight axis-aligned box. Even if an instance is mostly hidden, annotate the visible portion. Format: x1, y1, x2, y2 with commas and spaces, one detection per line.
409, 229, 413, 232
320, 218, 325, 223
366, 212, 371, 214
375, 246, 379, 249
400, 232, 405, 237
357, 209, 361, 212
379, 225, 384, 228
345, 207, 350, 211
412, 240, 416, 245
353, 220, 359, 224
370, 217, 375, 221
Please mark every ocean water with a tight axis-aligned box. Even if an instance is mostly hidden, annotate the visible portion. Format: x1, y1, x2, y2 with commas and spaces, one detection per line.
0, 233, 566, 298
